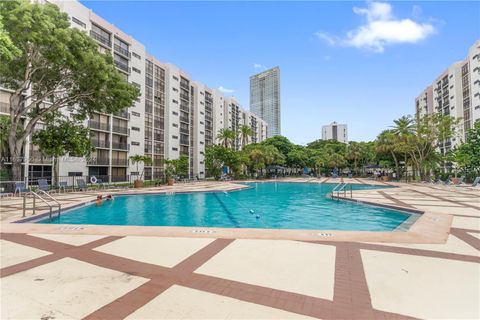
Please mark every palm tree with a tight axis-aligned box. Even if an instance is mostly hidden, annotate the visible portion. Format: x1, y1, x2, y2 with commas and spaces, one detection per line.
376, 130, 401, 179
391, 115, 415, 137
391, 116, 415, 180
130, 155, 152, 182
216, 128, 236, 148
239, 125, 254, 149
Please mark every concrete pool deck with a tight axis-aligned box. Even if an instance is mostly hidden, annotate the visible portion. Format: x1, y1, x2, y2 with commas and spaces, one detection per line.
1, 178, 479, 319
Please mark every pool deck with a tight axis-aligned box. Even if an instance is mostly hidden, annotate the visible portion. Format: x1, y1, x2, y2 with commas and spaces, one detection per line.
1, 178, 479, 319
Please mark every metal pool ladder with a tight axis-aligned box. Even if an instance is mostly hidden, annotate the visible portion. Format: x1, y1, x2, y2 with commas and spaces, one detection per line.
331, 183, 353, 199
23, 190, 62, 221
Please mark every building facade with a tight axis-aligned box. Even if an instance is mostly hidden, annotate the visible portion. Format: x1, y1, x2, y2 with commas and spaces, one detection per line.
250, 66, 281, 137
0, 0, 267, 183
322, 122, 348, 143
415, 40, 480, 154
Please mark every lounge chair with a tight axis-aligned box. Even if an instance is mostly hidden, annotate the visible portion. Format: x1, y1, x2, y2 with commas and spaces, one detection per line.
14, 181, 29, 196
458, 177, 480, 188
59, 181, 74, 193
96, 179, 107, 189
37, 179, 55, 193
76, 179, 89, 191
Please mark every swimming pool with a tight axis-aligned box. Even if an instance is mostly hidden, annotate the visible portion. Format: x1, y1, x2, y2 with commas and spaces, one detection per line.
38, 182, 414, 231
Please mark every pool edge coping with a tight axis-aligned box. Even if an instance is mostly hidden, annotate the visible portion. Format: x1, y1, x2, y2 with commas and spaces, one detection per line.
1, 182, 453, 244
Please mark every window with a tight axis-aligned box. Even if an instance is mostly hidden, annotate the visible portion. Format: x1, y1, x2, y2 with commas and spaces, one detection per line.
172, 147, 178, 151
172, 123, 178, 127
132, 52, 141, 59
200, 111, 204, 115
131, 141, 140, 146
71, 17, 86, 28
68, 172, 83, 176
173, 88, 179, 92
132, 111, 140, 117
200, 92, 204, 95
200, 131, 204, 135
172, 99, 178, 104
200, 121, 204, 125
172, 135, 178, 139
131, 127, 140, 131
172, 111, 178, 116
132, 67, 141, 74
200, 141, 204, 145
173, 76, 179, 81
90, 24, 111, 46
114, 37, 129, 56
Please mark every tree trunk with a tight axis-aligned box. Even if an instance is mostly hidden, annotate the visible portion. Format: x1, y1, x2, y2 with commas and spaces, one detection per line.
53, 156, 59, 186
8, 134, 24, 182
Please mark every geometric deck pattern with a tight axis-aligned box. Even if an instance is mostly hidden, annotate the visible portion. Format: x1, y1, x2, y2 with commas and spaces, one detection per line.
1, 179, 479, 319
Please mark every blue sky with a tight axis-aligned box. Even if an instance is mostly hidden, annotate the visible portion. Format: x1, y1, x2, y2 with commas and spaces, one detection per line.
82, 1, 479, 144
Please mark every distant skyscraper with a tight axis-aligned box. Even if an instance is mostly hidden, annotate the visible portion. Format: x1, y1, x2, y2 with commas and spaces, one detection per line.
322, 122, 348, 143
250, 66, 281, 137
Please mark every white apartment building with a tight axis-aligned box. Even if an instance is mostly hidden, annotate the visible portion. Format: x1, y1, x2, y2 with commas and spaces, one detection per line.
322, 122, 348, 143
0, 0, 267, 183
415, 40, 480, 154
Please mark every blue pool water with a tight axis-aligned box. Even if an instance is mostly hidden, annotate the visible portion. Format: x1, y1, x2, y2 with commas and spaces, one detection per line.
38, 183, 412, 231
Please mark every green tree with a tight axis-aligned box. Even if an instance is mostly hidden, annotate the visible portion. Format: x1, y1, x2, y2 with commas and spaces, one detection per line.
173, 155, 189, 178
261, 136, 294, 159
0, 17, 20, 61
32, 115, 92, 185
453, 120, 480, 178
376, 130, 401, 179
129, 155, 152, 180
239, 124, 253, 149
0, 0, 139, 180
216, 128, 237, 148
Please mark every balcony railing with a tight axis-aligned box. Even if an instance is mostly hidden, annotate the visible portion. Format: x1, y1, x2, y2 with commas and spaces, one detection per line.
90, 30, 111, 47
87, 157, 110, 166
114, 60, 130, 73
180, 116, 189, 123
180, 128, 189, 134
88, 121, 110, 131
113, 110, 129, 119
112, 142, 129, 150
180, 105, 189, 113
112, 125, 129, 135
114, 44, 130, 58
111, 158, 129, 166
91, 140, 110, 149
180, 139, 189, 146
0, 102, 9, 114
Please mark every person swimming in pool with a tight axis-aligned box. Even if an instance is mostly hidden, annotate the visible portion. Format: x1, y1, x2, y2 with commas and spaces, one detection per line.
95, 195, 103, 206
106, 194, 113, 201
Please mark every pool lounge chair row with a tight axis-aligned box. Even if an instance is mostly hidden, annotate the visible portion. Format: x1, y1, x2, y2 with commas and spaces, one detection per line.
9, 179, 129, 196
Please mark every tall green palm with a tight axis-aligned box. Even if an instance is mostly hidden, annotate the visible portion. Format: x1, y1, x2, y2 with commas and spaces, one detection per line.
391, 115, 415, 137
239, 125, 254, 149
346, 142, 362, 175
376, 130, 401, 179
391, 116, 415, 180
216, 128, 236, 148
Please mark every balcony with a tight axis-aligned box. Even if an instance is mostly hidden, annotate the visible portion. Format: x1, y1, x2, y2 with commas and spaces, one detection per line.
112, 142, 129, 150
114, 60, 130, 74
113, 109, 129, 119
112, 125, 129, 135
180, 139, 189, 146
180, 116, 189, 123
180, 93, 189, 101
180, 104, 189, 113
114, 44, 130, 58
90, 30, 111, 47
0, 102, 9, 114
88, 121, 110, 131
111, 158, 129, 166
91, 140, 110, 149
87, 157, 110, 166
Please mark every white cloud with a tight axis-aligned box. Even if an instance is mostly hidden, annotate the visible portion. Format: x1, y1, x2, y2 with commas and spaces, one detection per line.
218, 86, 234, 93
316, 1, 436, 53
253, 63, 267, 70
